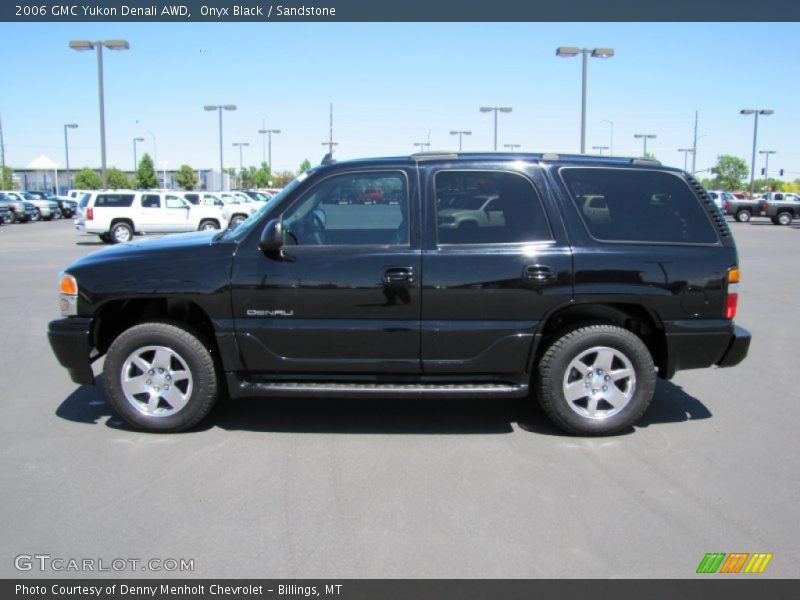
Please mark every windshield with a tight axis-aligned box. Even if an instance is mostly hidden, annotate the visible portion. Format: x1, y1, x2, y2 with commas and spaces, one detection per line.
222, 177, 305, 240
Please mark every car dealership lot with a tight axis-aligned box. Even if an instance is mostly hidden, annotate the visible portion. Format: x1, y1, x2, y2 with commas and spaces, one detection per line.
1, 219, 798, 578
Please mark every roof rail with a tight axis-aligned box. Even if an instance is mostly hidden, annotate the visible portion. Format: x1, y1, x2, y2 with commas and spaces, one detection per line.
409, 152, 459, 161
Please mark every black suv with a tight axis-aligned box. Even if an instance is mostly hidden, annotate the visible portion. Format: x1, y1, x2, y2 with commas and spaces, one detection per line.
48, 153, 750, 435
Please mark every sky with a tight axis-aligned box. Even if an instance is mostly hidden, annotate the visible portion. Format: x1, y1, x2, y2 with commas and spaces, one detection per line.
0, 22, 798, 179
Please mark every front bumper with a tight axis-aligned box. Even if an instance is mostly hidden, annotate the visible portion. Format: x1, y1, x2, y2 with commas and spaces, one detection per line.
48, 317, 95, 385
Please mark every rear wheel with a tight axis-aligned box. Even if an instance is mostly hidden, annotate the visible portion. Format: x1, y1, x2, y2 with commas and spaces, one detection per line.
735, 209, 751, 223
198, 219, 219, 231
777, 212, 793, 226
110, 221, 133, 244
32, 208, 41, 222
536, 324, 656, 436
229, 214, 247, 229
103, 322, 219, 432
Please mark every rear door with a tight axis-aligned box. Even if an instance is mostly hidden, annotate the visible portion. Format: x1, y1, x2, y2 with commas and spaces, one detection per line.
419, 161, 573, 377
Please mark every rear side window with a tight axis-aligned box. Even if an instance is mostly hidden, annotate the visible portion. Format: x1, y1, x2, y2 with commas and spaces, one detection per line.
434, 170, 551, 245
560, 168, 718, 244
141, 194, 161, 208
95, 194, 135, 208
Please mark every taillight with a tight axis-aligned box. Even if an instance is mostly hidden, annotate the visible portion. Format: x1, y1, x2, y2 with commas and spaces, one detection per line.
725, 267, 739, 319
86, 207, 93, 220
722, 200, 729, 210
761, 202, 769, 211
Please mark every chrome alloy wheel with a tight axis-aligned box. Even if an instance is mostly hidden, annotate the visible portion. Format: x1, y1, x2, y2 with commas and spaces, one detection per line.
120, 345, 193, 417
562, 346, 636, 420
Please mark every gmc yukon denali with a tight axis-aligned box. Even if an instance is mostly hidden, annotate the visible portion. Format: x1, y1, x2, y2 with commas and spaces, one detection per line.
48, 153, 751, 435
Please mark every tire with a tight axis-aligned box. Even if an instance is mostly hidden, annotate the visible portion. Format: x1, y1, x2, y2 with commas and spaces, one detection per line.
110, 221, 133, 244
32, 208, 41, 222
198, 219, 219, 231
54, 207, 63, 219
229, 214, 246, 229
777, 212, 793, 226
735, 209, 751, 223
535, 324, 656, 436
3, 211, 14, 224
102, 322, 219, 432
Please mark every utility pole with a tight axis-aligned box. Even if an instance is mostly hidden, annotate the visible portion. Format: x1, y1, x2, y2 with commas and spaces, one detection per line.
692, 110, 698, 174
321, 102, 338, 156
0, 114, 6, 179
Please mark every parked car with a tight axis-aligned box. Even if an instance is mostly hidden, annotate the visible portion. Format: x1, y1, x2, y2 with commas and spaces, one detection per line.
722, 195, 761, 222
760, 192, 800, 225
217, 192, 258, 228
437, 193, 504, 229
48, 152, 750, 435
79, 190, 229, 243
706, 190, 736, 210
0, 191, 37, 223
243, 190, 272, 203
0, 197, 9, 224
12, 191, 59, 221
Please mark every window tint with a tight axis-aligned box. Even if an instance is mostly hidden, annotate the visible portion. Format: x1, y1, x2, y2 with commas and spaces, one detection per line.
435, 171, 551, 244
95, 194, 135, 208
183, 193, 199, 204
561, 168, 718, 244
284, 171, 408, 246
141, 194, 161, 208
165, 196, 186, 209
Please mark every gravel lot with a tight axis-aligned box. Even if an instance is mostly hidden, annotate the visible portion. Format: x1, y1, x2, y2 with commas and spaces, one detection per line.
1, 218, 798, 578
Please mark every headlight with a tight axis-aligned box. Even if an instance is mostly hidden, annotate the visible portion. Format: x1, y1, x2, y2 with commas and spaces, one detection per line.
59, 273, 78, 316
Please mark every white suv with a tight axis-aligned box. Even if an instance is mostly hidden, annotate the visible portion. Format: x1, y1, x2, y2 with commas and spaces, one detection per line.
81, 190, 229, 243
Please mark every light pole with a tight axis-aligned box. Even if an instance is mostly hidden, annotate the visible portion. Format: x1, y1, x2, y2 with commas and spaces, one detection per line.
479, 106, 512, 151
63, 123, 78, 190
504, 144, 521, 151
759, 150, 776, 188
132, 136, 144, 171
634, 133, 657, 157
600, 119, 614, 155
450, 130, 472, 151
741, 109, 774, 197
592, 145, 609, 155
258, 129, 280, 170
678, 148, 695, 171
556, 46, 615, 154
233, 142, 249, 172
413, 142, 431, 153
204, 104, 237, 190
68, 39, 129, 188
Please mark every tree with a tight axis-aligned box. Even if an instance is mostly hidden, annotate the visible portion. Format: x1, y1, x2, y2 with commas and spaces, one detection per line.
712, 155, 748, 190
73, 167, 102, 190
135, 153, 158, 189
750, 178, 784, 193
271, 170, 296, 187
1, 166, 16, 189
299, 159, 312, 173
107, 167, 131, 189
175, 164, 198, 190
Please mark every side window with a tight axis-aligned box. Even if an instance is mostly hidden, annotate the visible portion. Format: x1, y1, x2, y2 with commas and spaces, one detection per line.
95, 194, 135, 208
560, 168, 718, 244
434, 170, 551, 245
283, 171, 408, 246
141, 194, 161, 209
184, 194, 199, 204
165, 196, 187, 208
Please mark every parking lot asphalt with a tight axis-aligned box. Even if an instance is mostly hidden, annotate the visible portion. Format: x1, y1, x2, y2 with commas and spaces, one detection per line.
1, 218, 798, 579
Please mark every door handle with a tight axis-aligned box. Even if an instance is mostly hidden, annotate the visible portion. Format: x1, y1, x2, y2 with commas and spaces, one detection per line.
382, 266, 416, 284
524, 265, 556, 282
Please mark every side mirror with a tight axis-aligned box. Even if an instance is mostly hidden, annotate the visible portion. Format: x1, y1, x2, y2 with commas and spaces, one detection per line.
259, 218, 284, 253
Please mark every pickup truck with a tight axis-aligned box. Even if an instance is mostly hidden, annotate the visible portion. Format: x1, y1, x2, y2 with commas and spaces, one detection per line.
48, 152, 750, 436
759, 192, 800, 225
80, 190, 229, 243
722, 196, 761, 222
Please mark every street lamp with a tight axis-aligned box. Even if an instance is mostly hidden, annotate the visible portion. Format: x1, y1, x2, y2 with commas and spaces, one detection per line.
204, 104, 237, 190
678, 147, 695, 171
450, 130, 472, 151
232, 142, 249, 172
504, 144, 521, 151
258, 128, 280, 170
132, 136, 144, 171
592, 145, 609, 155
634, 133, 657, 157
741, 109, 774, 197
63, 123, 78, 190
479, 106, 512, 151
759, 150, 776, 187
600, 119, 614, 155
556, 46, 615, 154
413, 142, 431, 152
69, 39, 129, 187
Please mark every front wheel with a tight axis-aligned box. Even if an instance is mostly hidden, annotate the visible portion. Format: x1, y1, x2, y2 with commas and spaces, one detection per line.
535, 324, 656, 436
103, 322, 219, 432
735, 209, 751, 223
32, 208, 41, 222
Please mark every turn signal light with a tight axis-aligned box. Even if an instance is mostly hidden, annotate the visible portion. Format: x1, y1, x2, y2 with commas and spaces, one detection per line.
728, 267, 740, 284
59, 274, 78, 295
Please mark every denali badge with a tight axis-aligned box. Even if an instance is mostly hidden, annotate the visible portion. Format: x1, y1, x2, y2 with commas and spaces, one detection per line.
246, 309, 294, 317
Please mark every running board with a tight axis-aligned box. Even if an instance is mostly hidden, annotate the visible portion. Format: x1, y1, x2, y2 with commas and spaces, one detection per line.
228, 378, 529, 400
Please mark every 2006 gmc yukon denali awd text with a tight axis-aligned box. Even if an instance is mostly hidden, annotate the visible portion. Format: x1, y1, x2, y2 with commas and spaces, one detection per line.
48, 152, 751, 435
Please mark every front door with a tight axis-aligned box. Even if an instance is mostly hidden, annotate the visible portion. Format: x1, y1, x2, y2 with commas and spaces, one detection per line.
231, 168, 422, 374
